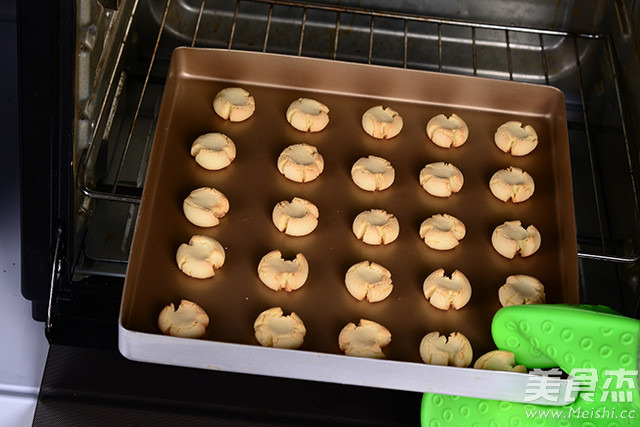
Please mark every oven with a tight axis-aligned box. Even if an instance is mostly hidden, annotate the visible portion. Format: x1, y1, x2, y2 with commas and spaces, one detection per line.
18, 0, 640, 424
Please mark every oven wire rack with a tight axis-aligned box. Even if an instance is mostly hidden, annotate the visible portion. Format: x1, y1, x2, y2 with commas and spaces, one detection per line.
77, 0, 640, 264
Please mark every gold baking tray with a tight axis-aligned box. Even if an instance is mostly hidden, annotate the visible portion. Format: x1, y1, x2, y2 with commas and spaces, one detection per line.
119, 48, 577, 390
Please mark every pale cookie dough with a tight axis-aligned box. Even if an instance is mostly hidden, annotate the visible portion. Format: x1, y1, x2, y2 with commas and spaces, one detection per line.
361, 106, 403, 139
257, 250, 309, 292
419, 331, 473, 367
489, 167, 535, 203
338, 319, 391, 359
213, 87, 255, 122
419, 162, 464, 197
183, 187, 230, 228
176, 235, 226, 279
473, 350, 527, 373
254, 307, 306, 349
272, 197, 319, 236
499, 275, 546, 307
190, 132, 236, 170
419, 214, 466, 250
277, 143, 324, 183
158, 299, 210, 339
426, 113, 469, 148
345, 261, 393, 303
352, 209, 400, 245
350, 155, 395, 191
286, 98, 330, 132
423, 268, 472, 311
491, 220, 541, 259
494, 121, 538, 156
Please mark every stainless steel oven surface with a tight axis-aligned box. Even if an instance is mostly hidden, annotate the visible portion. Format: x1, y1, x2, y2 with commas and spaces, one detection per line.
17, 0, 640, 424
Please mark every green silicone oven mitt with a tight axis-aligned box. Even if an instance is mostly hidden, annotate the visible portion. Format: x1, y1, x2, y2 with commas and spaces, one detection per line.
421, 304, 640, 426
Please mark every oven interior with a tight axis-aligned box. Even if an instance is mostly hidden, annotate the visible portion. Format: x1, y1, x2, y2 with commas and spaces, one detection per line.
39, 0, 640, 347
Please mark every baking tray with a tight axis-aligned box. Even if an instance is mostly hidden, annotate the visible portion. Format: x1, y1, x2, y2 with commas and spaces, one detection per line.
119, 48, 578, 402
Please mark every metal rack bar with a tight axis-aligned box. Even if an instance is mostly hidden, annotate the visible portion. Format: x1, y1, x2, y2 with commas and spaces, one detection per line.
263, 4, 274, 52
437, 23, 442, 72
471, 27, 477, 76
298, 7, 307, 56
539, 34, 549, 85
505, 30, 513, 80
332, 11, 340, 60
191, 0, 206, 47
368, 16, 374, 64
78, 0, 639, 264
110, 0, 172, 196
403, 19, 408, 68
228, 0, 241, 49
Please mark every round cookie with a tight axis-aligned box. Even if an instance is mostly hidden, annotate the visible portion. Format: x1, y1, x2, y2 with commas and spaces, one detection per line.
423, 268, 472, 311
344, 261, 393, 303
257, 250, 309, 292
494, 121, 538, 156
498, 274, 546, 307
158, 299, 210, 339
419, 162, 464, 197
489, 166, 535, 203
352, 209, 400, 245
286, 98, 330, 132
419, 331, 473, 367
277, 143, 324, 183
350, 155, 395, 191
491, 220, 541, 259
190, 132, 236, 170
419, 214, 466, 250
183, 187, 230, 227
338, 319, 392, 359
176, 235, 226, 279
254, 307, 306, 349
213, 87, 255, 122
272, 197, 319, 236
426, 113, 469, 148
473, 350, 527, 373
361, 106, 403, 139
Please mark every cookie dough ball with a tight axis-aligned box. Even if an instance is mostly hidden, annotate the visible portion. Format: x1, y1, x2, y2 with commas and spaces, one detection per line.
499, 275, 546, 307
345, 261, 393, 303
272, 197, 319, 236
158, 299, 210, 338
494, 121, 538, 156
361, 106, 403, 139
426, 113, 469, 148
277, 143, 324, 183
176, 235, 226, 279
183, 187, 230, 228
338, 319, 391, 359
257, 250, 309, 292
473, 350, 527, 373
419, 214, 466, 250
190, 133, 236, 170
213, 87, 255, 122
489, 167, 535, 203
423, 268, 472, 311
419, 162, 464, 197
351, 155, 395, 191
491, 220, 541, 259
254, 307, 306, 349
419, 331, 473, 367
352, 209, 400, 245
286, 98, 330, 132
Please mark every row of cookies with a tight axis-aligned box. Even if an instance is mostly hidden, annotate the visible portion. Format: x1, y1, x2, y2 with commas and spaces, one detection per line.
212, 87, 540, 158
157, 299, 526, 374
